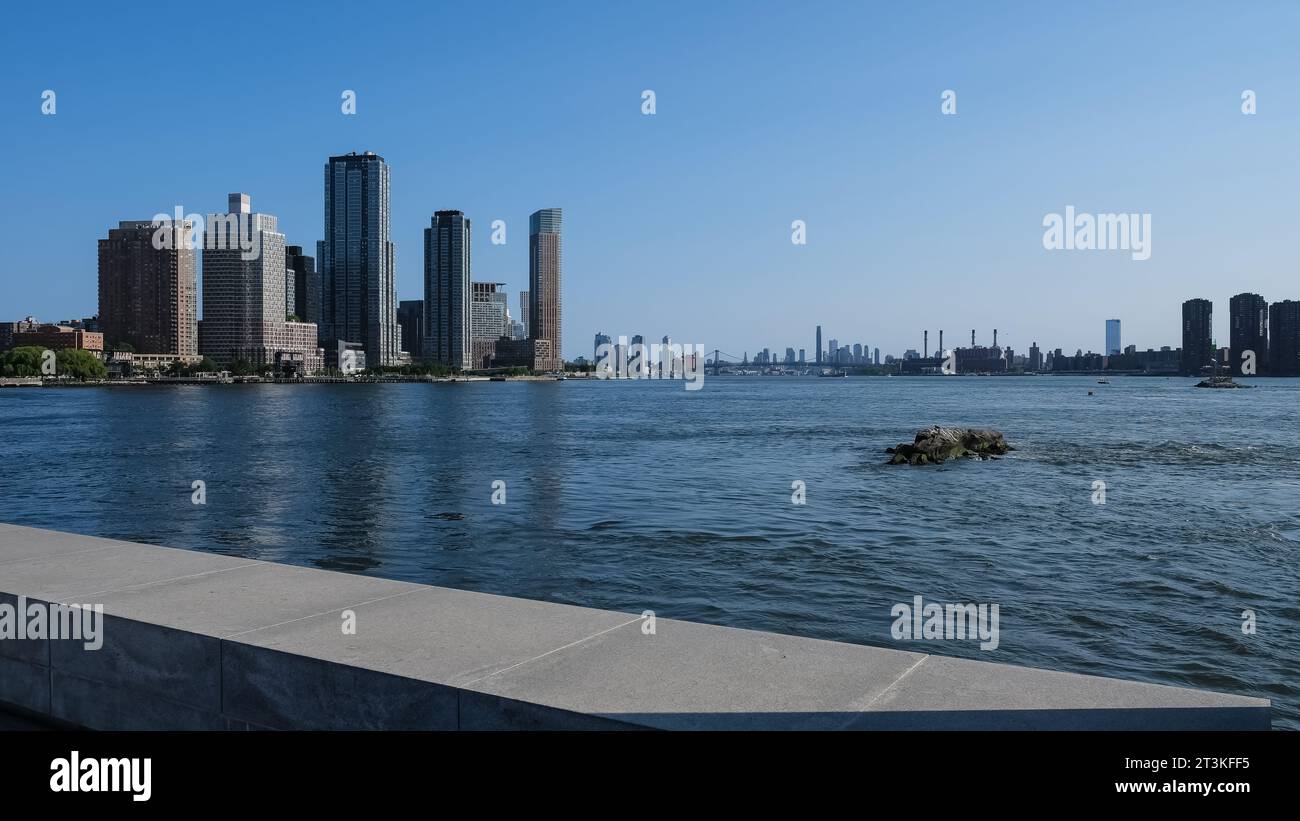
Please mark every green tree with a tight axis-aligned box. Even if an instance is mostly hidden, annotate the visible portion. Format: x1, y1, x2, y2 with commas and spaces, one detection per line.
0, 346, 47, 377
55, 349, 107, 381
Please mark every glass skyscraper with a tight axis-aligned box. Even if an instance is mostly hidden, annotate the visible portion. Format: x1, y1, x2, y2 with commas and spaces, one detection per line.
319, 152, 399, 367
424, 210, 472, 368
1105, 319, 1121, 356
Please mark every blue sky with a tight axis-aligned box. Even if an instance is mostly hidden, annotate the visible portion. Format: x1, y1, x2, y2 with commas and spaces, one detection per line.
2, 1, 1299, 359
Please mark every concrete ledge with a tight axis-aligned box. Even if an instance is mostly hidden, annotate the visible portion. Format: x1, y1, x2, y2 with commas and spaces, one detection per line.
0, 523, 1272, 730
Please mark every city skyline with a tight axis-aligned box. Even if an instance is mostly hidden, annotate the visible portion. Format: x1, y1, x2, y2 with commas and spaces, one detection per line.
8, 4, 1300, 358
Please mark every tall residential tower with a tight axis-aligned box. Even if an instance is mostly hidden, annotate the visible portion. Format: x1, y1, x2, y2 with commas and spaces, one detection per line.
320, 152, 399, 367
1181, 298, 1213, 375
97, 220, 198, 359
199, 194, 321, 373
1229, 292, 1268, 376
423, 210, 472, 368
529, 208, 562, 371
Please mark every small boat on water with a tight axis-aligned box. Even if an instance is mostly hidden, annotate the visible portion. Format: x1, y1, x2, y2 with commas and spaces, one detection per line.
818, 369, 847, 377
1097, 377, 1109, 384
1194, 358, 1249, 388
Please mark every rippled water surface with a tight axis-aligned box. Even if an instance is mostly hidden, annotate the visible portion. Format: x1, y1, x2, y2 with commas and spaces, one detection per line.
1, 375, 1297, 728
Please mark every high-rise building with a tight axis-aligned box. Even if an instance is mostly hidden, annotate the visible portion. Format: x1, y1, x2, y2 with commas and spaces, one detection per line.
470, 281, 508, 367
529, 208, 563, 371
286, 245, 320, 326
519, 291, 530, 339
594, 332, 612, 365
98, 220, 198, 359
1105, 319, 1121, 356
397, 300, 424, 362
1029, 342, 1042, 372
1229, 292, 1268, 376
320, 151, 398, 367
815, 326, 822, 365
424, 210, 472, 368
873, 347, 880, 365
1181, 298, 1213, 375
471, 282, 508, 338
1269, 300, 1300, 376
199, 194, 322, 373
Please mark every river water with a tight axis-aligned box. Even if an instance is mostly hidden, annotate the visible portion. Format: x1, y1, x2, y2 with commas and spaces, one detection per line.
1, 375, 1296, 728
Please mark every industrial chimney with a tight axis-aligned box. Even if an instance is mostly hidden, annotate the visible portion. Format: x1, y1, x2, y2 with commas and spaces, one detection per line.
924, 330, 929, 358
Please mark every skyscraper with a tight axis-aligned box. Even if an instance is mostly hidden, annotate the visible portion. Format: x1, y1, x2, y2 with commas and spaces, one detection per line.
519, 291, 529, 339
470, 281, 508, 367
815, 326, 822, 365
98, 220, 197, 359
199, 194, 321, 373
1181, 298, 1213, 375
1105, 319, 1121, 356
320, 151, 398, 367
1229, 292, 1268, 376
286, 245, 320, 326
424, 210, 472, 368
1269, 300, 1300, 376
529, 208, 562, 371
397, 300, 424, 362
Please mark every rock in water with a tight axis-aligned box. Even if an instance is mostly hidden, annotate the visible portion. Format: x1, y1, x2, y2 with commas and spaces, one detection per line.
886, 426, 1013, 465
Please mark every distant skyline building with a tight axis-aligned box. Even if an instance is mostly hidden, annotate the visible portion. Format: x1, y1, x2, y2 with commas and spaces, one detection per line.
320, 151, 399, 367
424, 210, 472, 368
1105, 319, 1121, 356
1269, 300, 1300, 376
97, 220, 198, 359
199, 194, 321, 373
519, 291, 529, 339
286, 245, 320, 326
397, 300, 424, 362
1181, 298, 1213, 375
529, 208, 562, 370
815, 325, 822, 365
594, 332, 612, 366
1229, 292, 1269, 376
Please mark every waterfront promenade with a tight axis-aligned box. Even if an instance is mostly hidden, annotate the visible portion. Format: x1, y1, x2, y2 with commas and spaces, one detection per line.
0, 523, 1270, 730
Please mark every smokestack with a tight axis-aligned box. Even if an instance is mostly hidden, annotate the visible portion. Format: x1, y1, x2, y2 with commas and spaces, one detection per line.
994, 328, 998, 347
939, 330, 944, 355
924, 330, 928, 358
971, 329, 976, 348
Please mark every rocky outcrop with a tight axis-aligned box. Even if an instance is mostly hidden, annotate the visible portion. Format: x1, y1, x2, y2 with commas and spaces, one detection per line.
886, 426, 1013, 465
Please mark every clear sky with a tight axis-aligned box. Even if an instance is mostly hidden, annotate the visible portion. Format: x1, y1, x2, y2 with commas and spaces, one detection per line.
3, 1, 1299, 359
